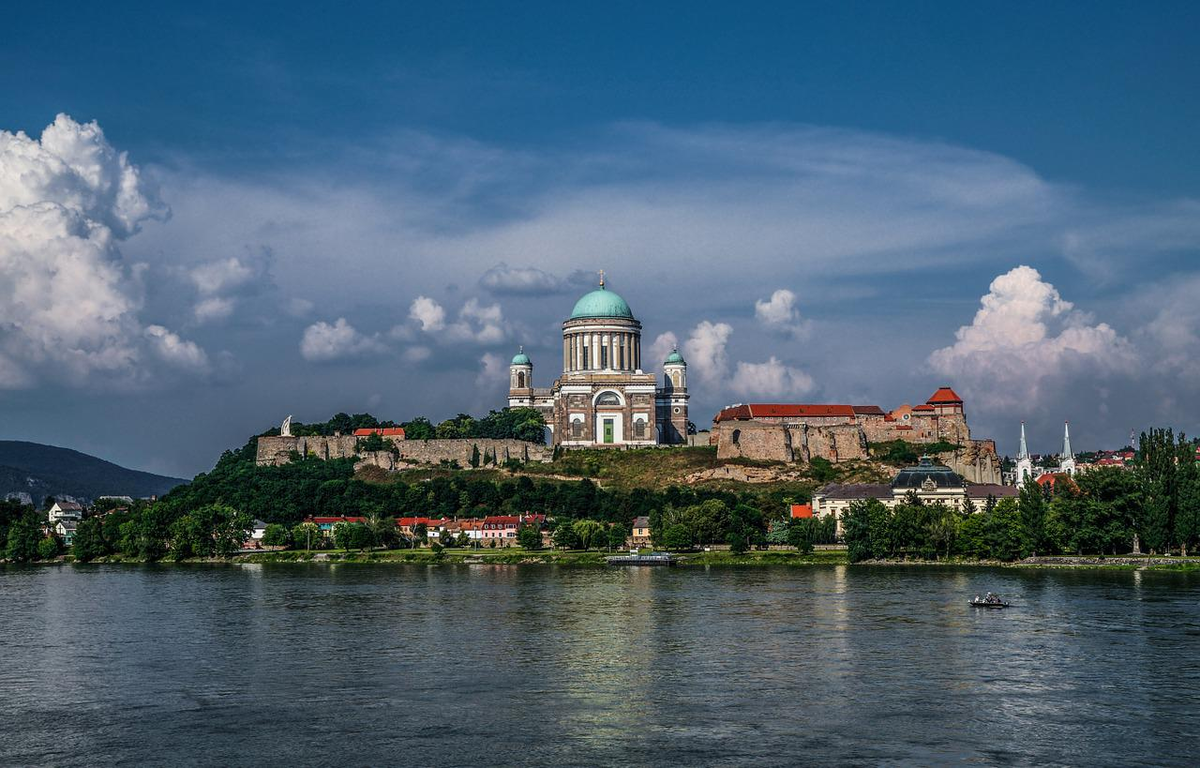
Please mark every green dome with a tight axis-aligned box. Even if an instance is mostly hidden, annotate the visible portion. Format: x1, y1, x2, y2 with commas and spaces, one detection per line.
511, 350, 531, 365
570, 286, 634, 320
664, 349, 686, 365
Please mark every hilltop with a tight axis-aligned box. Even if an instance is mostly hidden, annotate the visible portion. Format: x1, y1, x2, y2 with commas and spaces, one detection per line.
0, 441, 187, 506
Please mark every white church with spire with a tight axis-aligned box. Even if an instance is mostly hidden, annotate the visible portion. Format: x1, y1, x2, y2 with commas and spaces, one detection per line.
1010, 421, 1077, 485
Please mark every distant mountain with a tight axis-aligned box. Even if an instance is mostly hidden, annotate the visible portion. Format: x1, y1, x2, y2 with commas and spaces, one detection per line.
0, 441, 187, 507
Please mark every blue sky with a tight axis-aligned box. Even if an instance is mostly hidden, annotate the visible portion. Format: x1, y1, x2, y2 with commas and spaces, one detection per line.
2, 2, 1198, 476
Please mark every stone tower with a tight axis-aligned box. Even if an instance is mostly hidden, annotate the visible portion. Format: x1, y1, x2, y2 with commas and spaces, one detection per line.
508, 347, 534, 405
656, 348, 690, 444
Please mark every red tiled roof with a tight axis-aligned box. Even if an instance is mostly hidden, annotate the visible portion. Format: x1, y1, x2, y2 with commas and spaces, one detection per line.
851, 405, 886, 416
715, 404, 856, 421
309, 516, 366, 524
790, 503, 813, 519
912, 404, 935, 412
927, 387, 963, 405
353, 427, 406, 437
396, 517, 447, 527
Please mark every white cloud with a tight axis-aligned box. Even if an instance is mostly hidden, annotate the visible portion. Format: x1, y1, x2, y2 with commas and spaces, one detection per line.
409, 296, 508, 344
409, 296, 446, 332
730, 357, 815, 398
299, 318, 386, 362
647, 331, 679, 369
476, 352, 506, 390
193, 296, 236, 323
0, 114, 208, 388
754, 289, 810, 339
683, 321, 732, 386
144, 325, 209, 372
929, 265, 1135, 409
190, 257, 254, 295
403, 345, 432, 363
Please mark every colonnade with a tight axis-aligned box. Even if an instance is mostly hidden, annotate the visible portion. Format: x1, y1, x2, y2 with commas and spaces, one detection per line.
562, 330, 641, 372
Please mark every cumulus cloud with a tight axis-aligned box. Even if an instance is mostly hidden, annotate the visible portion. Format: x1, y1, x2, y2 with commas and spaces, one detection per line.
0, 114, 209, 388
683, 321, 732, 386
647, 331, 679, 369
476, 352, 506, 390
408, 296, 508, 344
299, 318, 386, 362
730, 357, 815, 398
409, 296, 446, 332
929, 265, 1135, 409
144, 325, 209, 372
754, 289, 810, 339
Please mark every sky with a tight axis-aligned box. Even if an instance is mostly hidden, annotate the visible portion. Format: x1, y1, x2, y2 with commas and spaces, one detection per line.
1, 1, 1198, 477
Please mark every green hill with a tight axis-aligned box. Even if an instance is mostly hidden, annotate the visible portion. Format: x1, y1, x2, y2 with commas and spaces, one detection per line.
0, 441, 187, 507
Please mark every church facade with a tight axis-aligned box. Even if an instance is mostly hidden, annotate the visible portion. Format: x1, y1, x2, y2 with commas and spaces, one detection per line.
507, 277, 689, 447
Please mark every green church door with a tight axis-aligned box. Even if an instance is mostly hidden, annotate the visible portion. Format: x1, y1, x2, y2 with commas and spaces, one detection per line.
603, 419, 614, 444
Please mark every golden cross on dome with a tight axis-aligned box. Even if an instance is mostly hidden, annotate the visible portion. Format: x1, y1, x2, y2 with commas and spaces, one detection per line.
598, 269, 605, 288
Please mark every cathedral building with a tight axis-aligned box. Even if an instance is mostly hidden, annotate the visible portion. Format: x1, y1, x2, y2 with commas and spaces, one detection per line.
507, 276, 689, 447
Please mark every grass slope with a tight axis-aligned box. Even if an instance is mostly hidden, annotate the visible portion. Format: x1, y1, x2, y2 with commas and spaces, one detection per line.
0, 440, 187, 505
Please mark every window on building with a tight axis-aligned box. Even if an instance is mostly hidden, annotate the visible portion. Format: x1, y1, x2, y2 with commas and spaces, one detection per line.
601, 347, 608, 368
571, 420, 583, 438
634, 420, 646, 438
596, 391, 621, 406
732, 429, 741, 445
516, 372, 526, 388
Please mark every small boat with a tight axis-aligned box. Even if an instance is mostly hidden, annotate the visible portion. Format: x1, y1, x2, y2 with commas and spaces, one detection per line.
970, 593, 1011, 608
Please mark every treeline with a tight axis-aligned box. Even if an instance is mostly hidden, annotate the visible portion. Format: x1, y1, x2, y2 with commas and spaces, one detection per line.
271, 408, 547, 444
844, 428, 1200, 562
3, 434, 810, 561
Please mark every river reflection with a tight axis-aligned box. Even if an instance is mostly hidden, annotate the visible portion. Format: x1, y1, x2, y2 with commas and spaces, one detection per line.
1, 564, 1197, 766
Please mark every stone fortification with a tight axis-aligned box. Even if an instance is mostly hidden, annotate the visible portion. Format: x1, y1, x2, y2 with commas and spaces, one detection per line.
712, 387, 1003, 484
256, 435, 551, 468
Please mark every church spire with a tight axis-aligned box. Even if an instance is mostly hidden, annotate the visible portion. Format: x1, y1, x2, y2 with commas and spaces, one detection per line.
1018, 422, 1029, 460
1062, 421, 1073, 460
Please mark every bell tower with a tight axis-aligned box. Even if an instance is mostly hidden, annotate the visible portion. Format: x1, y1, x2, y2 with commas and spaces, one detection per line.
657, 347, 690, 444
508, 347, 533, 407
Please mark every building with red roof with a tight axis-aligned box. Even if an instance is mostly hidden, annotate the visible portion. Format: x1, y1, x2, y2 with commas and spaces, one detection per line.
352, 427, 406, 438
710, 387, 1000, 484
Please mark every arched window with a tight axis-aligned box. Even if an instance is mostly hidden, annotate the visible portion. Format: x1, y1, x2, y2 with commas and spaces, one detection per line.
571, 419, 583, 438
732, 429, 741, 445
516, 372, 526, 388
634, 419, 646, 438
595, 391, 621, 406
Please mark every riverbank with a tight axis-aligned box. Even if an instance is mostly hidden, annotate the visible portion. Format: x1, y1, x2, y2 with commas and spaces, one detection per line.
27, 549, 1200, 570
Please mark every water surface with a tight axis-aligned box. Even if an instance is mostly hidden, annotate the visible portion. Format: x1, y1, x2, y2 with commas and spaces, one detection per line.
2, 564, 1197, 766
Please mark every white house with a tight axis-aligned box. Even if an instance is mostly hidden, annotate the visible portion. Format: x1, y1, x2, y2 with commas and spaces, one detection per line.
48, 501, 83, 522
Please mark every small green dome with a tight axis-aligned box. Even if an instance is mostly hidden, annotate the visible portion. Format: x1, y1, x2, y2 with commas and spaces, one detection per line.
570, 286, 634, 320
511, 349, 530, 365
664, 349, 686, 365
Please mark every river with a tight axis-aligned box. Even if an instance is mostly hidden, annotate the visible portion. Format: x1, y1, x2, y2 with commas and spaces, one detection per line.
2, 564, 1197, 766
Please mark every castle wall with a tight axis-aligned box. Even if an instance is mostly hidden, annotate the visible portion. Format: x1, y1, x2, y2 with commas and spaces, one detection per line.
256, 436, 551, 468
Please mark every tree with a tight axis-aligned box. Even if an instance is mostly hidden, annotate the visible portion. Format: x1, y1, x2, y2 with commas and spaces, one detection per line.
1136, 428, 1193, 553
986, 499, 1027, 561
5, 515, 41, 562
334, 522, 370, 551
72, 518, 109, 562
37, 536, 60, 560
262, 523, 290, 547
292, 522, 321, 550
401, 417, 435, 440
469, 444, 481, 468
517, 524, 542, 550
1175, 461, 1200, 557
661, 523, 692, 551
786, 518, 814, 555
726, 503, 765, 553
1017, 476, 1047, 555
572, 519, 605, 550
552, 522, 581, 550
607, 523, 629, 551
842, 499, 887, 563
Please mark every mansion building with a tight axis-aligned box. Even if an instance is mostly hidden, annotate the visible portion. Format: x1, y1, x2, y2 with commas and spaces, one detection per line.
508, 277, 689, 447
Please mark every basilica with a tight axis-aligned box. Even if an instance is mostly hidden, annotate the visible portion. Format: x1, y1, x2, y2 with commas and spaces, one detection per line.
507, 276, 689, 447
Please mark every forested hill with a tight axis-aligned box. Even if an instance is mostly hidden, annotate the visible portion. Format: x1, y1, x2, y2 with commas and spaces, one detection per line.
0, 441, 187, 506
